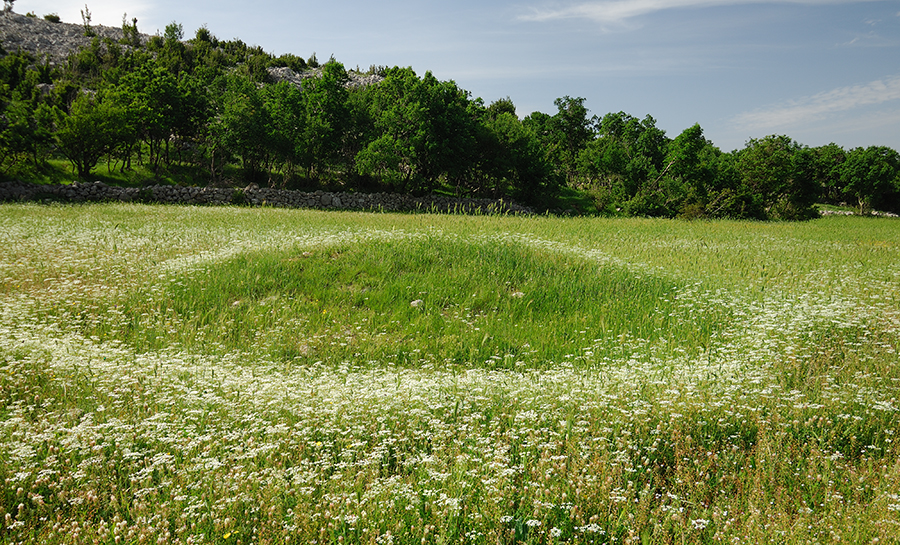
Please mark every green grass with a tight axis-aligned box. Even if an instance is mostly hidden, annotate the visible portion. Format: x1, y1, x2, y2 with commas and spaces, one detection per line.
1, 204, 899, 545
98, 236, 728, 366
3, 158, 235, 188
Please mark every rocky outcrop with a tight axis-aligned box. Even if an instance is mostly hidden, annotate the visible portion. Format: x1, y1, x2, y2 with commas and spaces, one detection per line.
0, 12, 146, 63
0, 12, 384, 90
267, 66, 384, 90
0, 180, 534, 214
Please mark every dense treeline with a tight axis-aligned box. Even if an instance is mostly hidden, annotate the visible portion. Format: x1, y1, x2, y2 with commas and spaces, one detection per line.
2, 16, 899, 217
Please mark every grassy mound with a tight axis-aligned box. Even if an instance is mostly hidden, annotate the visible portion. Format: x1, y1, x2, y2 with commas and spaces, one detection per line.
110, 237, 729, 367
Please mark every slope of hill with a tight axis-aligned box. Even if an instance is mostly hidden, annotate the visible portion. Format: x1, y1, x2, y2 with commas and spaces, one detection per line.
0, 11, 383, 89
0, 11, 147, 63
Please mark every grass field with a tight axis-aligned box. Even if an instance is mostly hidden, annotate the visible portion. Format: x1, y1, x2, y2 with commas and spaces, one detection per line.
1, 203, 899, 544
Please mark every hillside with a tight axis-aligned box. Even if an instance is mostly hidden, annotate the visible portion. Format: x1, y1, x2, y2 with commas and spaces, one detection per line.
0, 11, 146, 63
0, 11, 382, 89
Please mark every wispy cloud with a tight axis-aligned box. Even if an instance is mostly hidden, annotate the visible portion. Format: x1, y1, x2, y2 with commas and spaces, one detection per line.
519, 0, 878, 26
731, 75, 900, 131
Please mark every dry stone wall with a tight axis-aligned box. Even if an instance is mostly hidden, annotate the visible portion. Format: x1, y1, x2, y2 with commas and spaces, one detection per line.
0, 181, 534, 214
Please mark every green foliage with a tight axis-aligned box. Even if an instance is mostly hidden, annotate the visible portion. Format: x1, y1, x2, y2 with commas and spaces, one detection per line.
109, 56, 206, 173
63, 36, 134, 85
0, 101, 59, 173
480, 111, 558, 200
260, 81, 306, 183
552, 96, 596, 184
814, 143, 847, 203
270, 53, 307, 73
299, 61, 350, 180
43, 13, 60, 23
840, 146, 900, 214
80, 4, 94, 37
146, 34, 163, 52
575, 112, 670, 214
210, 73, 271, 182
192, 25, 214, 45
164, 21, 184, 43
53, 91, 126, 178
120, 14, 141, 48
356, 67, 478, 194
735, 135, 819, 220
486, 96, 516, 119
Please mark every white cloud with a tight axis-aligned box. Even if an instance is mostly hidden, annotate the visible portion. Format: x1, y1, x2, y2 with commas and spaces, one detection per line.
519, 0, 879, 26
731, 75, 900, 131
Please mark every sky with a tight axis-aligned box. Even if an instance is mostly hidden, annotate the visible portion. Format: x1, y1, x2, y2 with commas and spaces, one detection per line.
16, 0, 900, 151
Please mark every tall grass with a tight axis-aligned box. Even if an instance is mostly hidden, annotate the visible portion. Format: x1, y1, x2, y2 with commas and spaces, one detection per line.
76, 236, 726, 367
1, 203, 899, 544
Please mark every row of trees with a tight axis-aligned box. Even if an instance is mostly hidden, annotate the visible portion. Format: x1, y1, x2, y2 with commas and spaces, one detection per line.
522, 99, 900, 219
1, 17, 899, 217
0, 23, 557, 201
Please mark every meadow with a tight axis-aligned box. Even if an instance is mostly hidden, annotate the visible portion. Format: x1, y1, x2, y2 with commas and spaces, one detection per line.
1, 203, 899, 544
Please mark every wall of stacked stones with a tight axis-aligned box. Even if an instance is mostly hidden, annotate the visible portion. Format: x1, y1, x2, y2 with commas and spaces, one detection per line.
0, 181, 534, 215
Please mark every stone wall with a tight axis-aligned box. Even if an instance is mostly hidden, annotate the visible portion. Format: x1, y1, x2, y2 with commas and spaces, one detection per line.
0, 181, 534, 214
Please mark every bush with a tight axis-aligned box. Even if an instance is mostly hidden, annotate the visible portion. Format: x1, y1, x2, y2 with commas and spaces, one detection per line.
622, 189, 674, 218
43, 13, 60, 23
586, 185, 617, 215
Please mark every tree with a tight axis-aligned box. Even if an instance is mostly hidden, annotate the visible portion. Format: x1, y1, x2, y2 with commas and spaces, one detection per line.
577, 112, 669, 213
356, 67, 477, 193
80, 4, 94, 37
659, 123, 714, 216
735, 135, 819, 220
486, 97, 516, 119
813, 143, 846, 203
551, 96, 594, 185
413, 73, 477, 190
210, 73, 271, 182
840, 146, 900, 214
110, 60, 185, 172
164, 22, 184, 43
481, 112, 557, 200
260, 81, 306, 184
299, 60, 350, 180
0, 101, 58, 172
121, 14, 141, 48
55, 91, 126, 178
341, 85, 377, 188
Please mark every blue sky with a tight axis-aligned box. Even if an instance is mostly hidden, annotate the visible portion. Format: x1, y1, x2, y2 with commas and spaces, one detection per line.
18, 0, 900, 151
